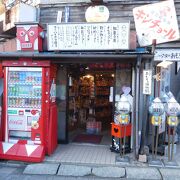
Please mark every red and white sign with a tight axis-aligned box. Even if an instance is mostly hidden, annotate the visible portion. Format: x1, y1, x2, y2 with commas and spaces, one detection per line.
133, 0, 180, 46
8, 115, 26, 130
16, 24, 43, 51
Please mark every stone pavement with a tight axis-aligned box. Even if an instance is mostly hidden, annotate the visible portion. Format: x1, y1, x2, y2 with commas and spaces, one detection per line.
1, 161, 180, 180
0, 143, 180, 179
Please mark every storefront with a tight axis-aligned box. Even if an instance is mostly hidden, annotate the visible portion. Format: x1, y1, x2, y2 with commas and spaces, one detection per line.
0, 21, 153, 162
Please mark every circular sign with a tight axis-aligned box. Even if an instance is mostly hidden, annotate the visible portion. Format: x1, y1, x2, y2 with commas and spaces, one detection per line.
85, 5, 109, 22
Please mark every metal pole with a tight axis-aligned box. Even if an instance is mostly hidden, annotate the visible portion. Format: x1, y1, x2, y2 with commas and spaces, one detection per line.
139, 94, 147, 154
168, 126, 171, 161
155, 126, 159, 159
120, 125, 123, 157
152, 125, 155, 159
134, 55, 142, 158
123, 125, 127, 156
171, 127, 175, 161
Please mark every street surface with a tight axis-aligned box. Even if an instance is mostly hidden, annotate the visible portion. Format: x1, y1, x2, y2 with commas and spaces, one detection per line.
1, 161, 180, 180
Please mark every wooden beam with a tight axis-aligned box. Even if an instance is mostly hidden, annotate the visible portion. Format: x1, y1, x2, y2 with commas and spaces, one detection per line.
91, 0, 103, 4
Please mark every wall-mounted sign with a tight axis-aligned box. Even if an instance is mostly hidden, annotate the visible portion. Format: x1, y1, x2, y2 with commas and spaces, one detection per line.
16, 23, 43, 52
133, 0, 180, 47
85, 5, 109, 22
47, 22, 130, 51
143, 70, 152, 95
154, 49, 180, 61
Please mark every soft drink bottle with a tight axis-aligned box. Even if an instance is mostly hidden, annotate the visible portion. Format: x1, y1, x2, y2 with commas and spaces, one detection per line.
8, 87, 11, 96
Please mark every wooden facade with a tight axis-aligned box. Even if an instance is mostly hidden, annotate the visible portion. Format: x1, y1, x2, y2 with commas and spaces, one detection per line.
39, 0, 180, 31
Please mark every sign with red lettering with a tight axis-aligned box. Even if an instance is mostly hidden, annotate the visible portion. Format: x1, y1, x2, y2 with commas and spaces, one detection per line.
133, 0, 179, 46
8, 115, 26, 130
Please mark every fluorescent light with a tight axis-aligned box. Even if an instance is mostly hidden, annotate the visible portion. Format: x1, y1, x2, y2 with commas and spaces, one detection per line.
157, 61, 173, 68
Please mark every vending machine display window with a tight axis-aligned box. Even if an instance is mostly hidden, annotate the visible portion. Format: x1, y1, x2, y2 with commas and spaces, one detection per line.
6, 67, 42, 143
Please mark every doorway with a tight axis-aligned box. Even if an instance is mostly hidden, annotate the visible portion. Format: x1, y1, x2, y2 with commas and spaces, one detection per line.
56, 63, 133, 146
67, 64, 115, 145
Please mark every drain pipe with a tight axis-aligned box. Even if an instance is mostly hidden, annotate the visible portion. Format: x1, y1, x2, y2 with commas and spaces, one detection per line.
134, 54, 142, 159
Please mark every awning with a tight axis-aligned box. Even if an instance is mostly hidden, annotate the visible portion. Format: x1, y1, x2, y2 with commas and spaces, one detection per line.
0, 141, 45, 162
0, 51, 153, 63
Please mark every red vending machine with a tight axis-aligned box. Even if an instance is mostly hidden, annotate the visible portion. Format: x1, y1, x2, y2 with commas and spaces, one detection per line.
0, 60, 57, 162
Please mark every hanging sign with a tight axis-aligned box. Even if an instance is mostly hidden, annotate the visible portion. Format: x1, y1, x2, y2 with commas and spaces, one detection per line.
143, 70, 152, 95
154, 49, 180, 61
47, 22, 130, 51
133, 0, 180, 46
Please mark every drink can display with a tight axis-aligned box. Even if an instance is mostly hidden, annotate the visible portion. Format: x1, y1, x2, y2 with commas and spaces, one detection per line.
12, 87, 14, 96
16, 98, 19, 106
12, 98, 16, 107
22, 72, 25, 82
8, 98, 12, 107
14, 72, 17, 82
19, 72, 23, 82
8, 87, 11, 96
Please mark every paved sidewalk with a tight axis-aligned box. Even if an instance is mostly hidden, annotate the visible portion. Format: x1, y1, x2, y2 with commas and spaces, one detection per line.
1, 161, 180, 180
45, 143, 180, 167
1, 143, 180, 179
45, 143, 116, 165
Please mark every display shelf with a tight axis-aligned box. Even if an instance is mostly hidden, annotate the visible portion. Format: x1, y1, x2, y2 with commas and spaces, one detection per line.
79, 94, 90, 96
8, 82, 41, 85
8, 95, 42, 98
95, 104, 112, 108
95, 85, 111, 87
95, 94, 109, 96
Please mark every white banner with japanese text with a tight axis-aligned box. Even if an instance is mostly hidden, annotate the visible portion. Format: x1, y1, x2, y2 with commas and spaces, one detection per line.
143, 70, 152, 95
133, 0, 180, 47
154, 49, 180, 61
47, 22, 130, 51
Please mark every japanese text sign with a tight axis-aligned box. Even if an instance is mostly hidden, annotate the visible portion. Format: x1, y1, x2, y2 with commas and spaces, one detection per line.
133, 0, 180, 47
143, 70, 152, 95
47, 22, 130, 51
154, 49, 180, 61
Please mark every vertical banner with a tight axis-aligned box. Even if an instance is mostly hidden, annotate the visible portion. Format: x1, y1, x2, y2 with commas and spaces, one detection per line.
143, 70, 152, 95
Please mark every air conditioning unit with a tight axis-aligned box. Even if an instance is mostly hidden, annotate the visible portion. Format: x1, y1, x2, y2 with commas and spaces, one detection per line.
3, 2, 37, 32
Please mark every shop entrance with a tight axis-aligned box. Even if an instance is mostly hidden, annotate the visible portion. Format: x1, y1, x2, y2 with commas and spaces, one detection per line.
56, 63, 133, 146
68, 64, 114, 145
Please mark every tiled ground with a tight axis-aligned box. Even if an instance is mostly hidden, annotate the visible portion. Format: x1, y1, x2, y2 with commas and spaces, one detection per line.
45, 143, 180, 167
45, 143, 116, 165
